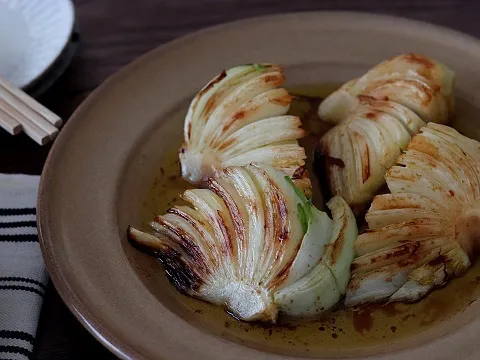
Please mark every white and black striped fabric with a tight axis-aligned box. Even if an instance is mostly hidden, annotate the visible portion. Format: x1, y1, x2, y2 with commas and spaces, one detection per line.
0, 174, 47, 360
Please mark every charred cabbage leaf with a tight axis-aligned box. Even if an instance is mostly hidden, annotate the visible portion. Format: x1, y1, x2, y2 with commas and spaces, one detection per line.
316, 54, 455, 211
180, 64, 311, 195
129, 164, 357, 322
346, 123, 479, 306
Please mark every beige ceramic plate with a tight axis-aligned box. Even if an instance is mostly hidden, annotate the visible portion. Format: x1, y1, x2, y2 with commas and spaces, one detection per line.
38, 11, 480, 360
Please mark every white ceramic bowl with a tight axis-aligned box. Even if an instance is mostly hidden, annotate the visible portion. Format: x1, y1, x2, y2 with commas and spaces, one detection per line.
0, 0, 75, 88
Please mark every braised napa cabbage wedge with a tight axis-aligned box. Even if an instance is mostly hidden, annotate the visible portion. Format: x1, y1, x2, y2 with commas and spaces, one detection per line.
180, 64, 311, 195
345, 123, 480, 306
316, 54, 455, 211
129, 164, 357, 322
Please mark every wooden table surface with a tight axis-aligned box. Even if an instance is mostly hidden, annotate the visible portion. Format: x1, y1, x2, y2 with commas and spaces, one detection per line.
0, 0, 477, 358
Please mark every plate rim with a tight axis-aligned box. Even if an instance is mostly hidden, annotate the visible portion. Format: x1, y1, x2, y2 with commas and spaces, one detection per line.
38, 10, 480, 360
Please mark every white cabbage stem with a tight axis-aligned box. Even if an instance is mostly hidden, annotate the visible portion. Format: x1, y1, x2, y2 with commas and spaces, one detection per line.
456, 205, 480, 256
179, 146, 218, 184
203, 282, 277, 322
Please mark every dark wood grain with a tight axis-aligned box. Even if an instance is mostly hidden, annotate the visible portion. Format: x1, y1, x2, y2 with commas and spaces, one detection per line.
2, 0, 474, 358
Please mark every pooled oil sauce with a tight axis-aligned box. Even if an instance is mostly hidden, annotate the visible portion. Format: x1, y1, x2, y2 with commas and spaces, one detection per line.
139, 84, 480, 355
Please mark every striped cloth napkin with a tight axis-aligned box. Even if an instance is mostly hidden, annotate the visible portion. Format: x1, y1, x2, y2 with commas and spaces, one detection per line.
0, 174, 47, 359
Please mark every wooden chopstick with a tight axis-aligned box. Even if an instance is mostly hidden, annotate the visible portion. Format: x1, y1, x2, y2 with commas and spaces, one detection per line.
0, 86, 58, 135
0, 97, 52, 145
0, 76, 62, 145
0, 107, 22, 135
0, 77, 63, 127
